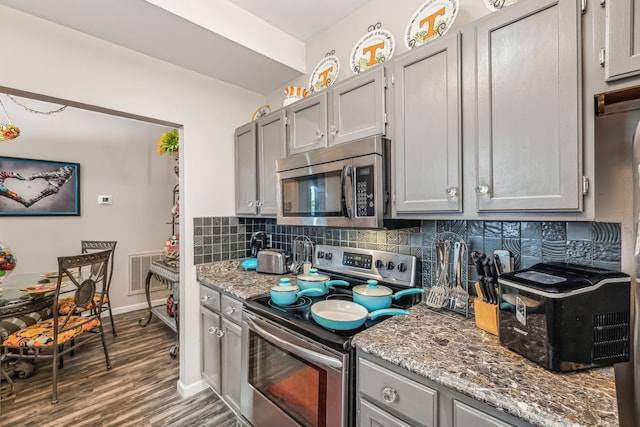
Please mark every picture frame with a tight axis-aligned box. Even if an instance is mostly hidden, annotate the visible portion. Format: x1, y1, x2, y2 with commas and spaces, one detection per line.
0, 156, 80, 216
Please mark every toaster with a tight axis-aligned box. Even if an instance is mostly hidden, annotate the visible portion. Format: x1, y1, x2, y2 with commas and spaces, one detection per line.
498, 263, 630, 371
257, 249, 289, 275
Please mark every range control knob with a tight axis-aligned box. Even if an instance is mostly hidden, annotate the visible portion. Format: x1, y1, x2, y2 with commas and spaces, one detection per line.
397, 263, 407, 273
386, 261, 395, 271
317, 251, 325, 259
325, 252, 333, 261
375, 260, 384, 269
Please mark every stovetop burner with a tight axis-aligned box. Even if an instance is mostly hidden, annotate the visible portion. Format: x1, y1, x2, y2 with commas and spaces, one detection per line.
243, 245, 422, 352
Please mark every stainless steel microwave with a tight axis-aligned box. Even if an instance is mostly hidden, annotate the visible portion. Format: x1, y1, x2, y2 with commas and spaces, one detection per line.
276, 135, 390, 228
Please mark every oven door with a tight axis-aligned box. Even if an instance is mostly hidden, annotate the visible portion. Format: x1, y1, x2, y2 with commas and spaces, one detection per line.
241, 311, 348, 427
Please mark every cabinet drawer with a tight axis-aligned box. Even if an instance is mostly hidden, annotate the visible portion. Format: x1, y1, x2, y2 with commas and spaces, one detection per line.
358, 358, 437, 427
200, 285, 220, 312
221, 294, 242, 323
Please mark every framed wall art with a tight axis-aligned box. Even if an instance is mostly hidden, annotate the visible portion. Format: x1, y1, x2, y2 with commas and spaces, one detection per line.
0, 156, 80, 216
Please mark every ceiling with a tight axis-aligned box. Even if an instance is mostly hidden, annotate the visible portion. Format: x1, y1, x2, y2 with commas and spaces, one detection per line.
0, 0, 371, 94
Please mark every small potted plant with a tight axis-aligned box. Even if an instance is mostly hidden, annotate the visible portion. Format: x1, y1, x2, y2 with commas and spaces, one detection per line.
157, 129, 179, 176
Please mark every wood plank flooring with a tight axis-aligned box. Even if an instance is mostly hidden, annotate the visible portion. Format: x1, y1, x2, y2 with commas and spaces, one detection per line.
0, 309, 239, 427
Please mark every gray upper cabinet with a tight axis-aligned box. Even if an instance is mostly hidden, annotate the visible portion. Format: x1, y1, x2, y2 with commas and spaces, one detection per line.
234, 112, 286, 217
257, 110, 287, 216
605, 0, 640, 82
474, 0, 582, 212
287, 91, 328, 155
234, 122, 258, 215
331, 67, 387, 145
393, 32, 462, 214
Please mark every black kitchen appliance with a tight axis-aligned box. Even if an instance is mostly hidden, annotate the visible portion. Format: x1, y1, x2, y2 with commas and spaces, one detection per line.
241, 244, 421, 427
498, 262, 630, 371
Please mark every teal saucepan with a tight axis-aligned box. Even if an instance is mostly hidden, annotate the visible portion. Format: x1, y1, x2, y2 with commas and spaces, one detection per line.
270, 278, 324, 306
296, 268, 349, 294
310, 300, 409, 330
352, 280, 425, 311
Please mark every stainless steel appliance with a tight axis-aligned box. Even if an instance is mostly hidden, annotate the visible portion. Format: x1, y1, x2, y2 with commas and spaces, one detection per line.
498, 262, 630, 371
257, 249, 289, 275
276, 136, 390, 228
241, 245, 421, 427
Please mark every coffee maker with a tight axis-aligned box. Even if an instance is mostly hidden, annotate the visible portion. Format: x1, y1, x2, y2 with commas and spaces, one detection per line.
249, 231, 267, 258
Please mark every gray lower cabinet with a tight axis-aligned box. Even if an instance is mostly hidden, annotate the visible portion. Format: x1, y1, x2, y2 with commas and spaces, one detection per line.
604, 0, 640, 82
357, 351, 532, 427
474, 0, 582, 212
392, 32, 462, 214
200, 285, 243, 415
234, 111, 286, 216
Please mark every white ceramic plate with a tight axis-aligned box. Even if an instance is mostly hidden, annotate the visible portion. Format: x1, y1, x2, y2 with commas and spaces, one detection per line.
484, 0, 520, 12
405, 0, 458, 49
350, 28, 395, 74
308, 55, 340, 94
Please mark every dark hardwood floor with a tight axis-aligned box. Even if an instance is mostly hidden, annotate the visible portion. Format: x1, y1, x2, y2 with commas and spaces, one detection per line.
0, 309, 239, 427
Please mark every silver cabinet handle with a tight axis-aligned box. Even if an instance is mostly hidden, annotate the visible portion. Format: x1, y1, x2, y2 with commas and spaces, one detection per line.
382, 387, 397, 403
215, 329, 224, 338
208, 326, 216, 334
201, 295, 210, 302
247, 201, 254, 207
445, 186, 458, 199
224, 306, 235, 315
329, 125, 338, 135
475, 184, 490, 197
315, 129, 325, 141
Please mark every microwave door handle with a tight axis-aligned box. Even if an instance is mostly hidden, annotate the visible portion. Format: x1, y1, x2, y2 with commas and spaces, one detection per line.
245, 316, 343, 369
341, 165, 353, 218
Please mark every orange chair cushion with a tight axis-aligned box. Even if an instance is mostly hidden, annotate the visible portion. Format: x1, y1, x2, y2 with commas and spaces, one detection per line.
1, 316, 100, 348
58, 294, 109, 315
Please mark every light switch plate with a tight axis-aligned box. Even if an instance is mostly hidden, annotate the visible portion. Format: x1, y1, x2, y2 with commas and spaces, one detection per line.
98, 195, 112, 205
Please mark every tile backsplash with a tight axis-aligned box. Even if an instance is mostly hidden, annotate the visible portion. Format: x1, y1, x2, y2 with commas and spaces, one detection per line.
193, 217, 622, 287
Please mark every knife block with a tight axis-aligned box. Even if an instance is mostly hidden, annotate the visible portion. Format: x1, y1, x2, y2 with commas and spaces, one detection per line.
474, 282, 498, 336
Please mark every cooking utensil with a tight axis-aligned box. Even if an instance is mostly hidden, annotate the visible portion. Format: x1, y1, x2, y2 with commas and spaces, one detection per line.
426, 240, 450, 308
482, 258, 497, 304
296, 268, 349, 294
291, 236, 315, 273
310, 300, 409, 330
470, 250, 487, 302
270, 278, 324, 306
352, 279, 424, 311
449, 240, 468, 310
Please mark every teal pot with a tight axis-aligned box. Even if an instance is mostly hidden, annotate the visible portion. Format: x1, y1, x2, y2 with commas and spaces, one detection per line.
352, 280, 425, 311
296, 268, 349, 294
310, 300, 409, 330
270, 278, 324, 306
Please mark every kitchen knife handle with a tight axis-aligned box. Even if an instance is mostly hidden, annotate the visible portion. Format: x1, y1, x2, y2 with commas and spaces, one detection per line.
482, 259, 495, 304
493, 253, 504, 276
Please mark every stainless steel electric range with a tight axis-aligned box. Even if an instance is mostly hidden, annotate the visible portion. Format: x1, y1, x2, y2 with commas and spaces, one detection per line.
240, 244, 421, 427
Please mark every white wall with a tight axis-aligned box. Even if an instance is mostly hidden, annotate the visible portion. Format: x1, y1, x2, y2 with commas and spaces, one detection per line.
265, 0, 490, 108
1, 5, 264, 395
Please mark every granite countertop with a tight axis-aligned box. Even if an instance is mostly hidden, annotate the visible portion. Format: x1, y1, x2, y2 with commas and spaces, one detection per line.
195, 262, 618, 427
352, 304, 618, 427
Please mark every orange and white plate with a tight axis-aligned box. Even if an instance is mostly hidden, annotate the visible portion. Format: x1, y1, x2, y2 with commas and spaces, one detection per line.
21, 282, 67, 296
251, 105, 271, 121
484, 0, 520, 12
405, 0, 458, 49
308, 55, 340, 94
350, 28, 395, 74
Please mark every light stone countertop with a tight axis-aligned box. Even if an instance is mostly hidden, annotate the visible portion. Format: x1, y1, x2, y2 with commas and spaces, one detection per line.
195, 261, 618, 427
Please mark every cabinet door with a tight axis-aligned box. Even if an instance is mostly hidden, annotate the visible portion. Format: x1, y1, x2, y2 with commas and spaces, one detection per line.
257, 110, 287, 216
331, 67, 386, 145
359, 399, 414, 427
605, 0, 640, 81
201, 307, 221, 392
475, 0, 581, 212
393, 33, 461, 214
221, 317, 243, 415
452, 400, 512, 427
234, 122, 258, 215
287, 92, 328, 155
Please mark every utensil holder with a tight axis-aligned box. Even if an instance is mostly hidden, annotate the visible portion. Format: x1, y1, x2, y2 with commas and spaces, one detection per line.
473, 282, 498, 335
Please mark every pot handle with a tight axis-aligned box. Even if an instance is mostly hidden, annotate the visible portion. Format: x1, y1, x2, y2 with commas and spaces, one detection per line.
326, 280, 350, 287
393, 288, 425, 299
368, 308, 409, 320
298, 288, 325, 297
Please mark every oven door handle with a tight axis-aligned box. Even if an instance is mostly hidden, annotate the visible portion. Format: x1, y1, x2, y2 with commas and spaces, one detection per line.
341, 165, 353, 219
246, 316, 343, 369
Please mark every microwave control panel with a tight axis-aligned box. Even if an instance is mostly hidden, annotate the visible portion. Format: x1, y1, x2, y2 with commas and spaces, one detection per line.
355, 165, 374, 217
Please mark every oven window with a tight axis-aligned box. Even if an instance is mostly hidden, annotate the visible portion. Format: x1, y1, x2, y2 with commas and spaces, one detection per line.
282, 171, 342, 217
248, 331, 327, 427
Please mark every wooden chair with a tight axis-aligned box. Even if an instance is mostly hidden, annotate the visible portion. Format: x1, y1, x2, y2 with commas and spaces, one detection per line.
58, 241, 117, 335
1, 250, 112, 403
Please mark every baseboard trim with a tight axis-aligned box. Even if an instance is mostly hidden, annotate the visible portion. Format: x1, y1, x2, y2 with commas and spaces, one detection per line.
110, 299, 166, 316
177, 378, 208, 398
